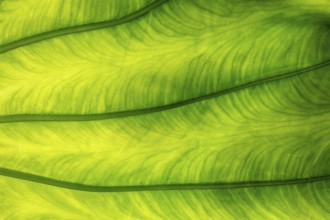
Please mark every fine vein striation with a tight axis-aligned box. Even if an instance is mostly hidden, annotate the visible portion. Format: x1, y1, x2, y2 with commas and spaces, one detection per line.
1, 0, 330, 218
0, 0, 168, 54
0, 59, 329, 124
1, 167, 329, 192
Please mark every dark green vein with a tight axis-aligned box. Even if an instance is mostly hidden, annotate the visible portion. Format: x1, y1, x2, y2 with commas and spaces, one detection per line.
0, 0, 168, 54
0, 60, 329, 124
0, 167, 329, 192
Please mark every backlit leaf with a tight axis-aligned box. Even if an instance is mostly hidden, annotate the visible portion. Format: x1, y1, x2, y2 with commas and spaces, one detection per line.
0, 0, 329, 219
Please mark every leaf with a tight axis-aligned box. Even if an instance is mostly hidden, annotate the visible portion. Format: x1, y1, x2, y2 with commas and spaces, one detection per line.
0, 0, 330, 219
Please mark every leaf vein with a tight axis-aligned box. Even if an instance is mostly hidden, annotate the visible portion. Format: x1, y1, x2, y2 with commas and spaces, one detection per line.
0, 167, 329, 192
0, 60, 329, 124
0, 0, 168, 54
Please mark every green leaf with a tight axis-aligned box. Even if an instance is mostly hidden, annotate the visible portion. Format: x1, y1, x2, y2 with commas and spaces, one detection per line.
0, 0, 330, 219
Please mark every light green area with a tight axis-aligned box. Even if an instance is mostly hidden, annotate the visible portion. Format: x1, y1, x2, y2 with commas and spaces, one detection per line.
1, 70, 330, 186
0, 0, 330, 219
1, 176, 329, 219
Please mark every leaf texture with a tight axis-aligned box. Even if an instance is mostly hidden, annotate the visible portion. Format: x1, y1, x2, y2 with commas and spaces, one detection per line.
0, 0, 330, 219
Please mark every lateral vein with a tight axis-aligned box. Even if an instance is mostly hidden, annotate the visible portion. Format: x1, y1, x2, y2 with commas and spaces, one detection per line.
0, 59, 329, 124
0, 0, 168, 54
0, 167, 329, 192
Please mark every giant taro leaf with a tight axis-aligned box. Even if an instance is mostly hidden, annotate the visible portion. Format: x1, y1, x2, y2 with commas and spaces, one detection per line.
0, 0, 330, 219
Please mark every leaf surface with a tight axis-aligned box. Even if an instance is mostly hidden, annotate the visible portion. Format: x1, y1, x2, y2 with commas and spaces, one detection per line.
0, 0, 330, 219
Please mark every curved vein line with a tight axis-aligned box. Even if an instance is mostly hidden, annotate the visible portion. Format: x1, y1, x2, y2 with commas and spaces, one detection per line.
0, 0, 168, 54
0, 168, 329, 192
0, 60, 329, 124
